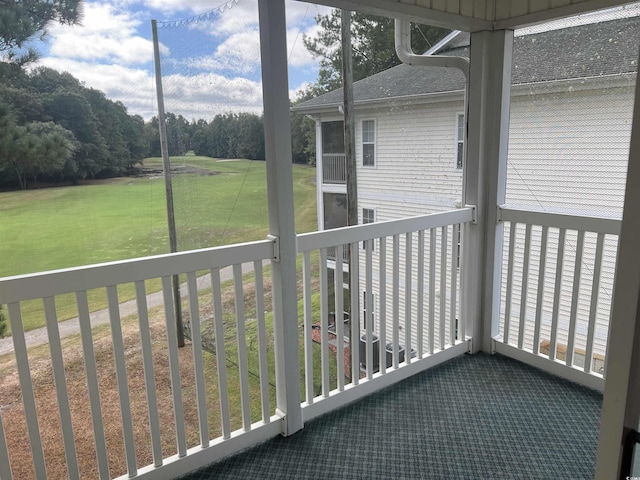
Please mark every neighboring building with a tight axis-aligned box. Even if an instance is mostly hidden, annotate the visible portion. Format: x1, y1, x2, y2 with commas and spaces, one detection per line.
293, 15, 639, 367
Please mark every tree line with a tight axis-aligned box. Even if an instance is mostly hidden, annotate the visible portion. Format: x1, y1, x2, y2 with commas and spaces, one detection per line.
0, 63, 316, 190
145, 111, 315, 165
0, 65, 148, 189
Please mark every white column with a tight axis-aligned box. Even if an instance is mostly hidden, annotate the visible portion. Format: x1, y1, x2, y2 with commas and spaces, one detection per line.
257, 0, 303, 436
316, 119, 324, 230
461, 30, 513, 354
596, 45, 640, 479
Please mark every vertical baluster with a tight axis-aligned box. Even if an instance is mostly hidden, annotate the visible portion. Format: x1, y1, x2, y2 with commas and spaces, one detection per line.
439, 226, 447, 350
518, 224, 532, 349
135, 281, 163, 464
449, 225, 458, 347
405, 232, 412, 364
232, 265, 251, 431
566, 230, 585, 367
503, 222, 517, 344
417, 230, 425, 358
365, 240, 374, 378
319, 249, 330, 395
106, 286, 137, 473
42, 297, 79, 479
160, 276, 187, 456
210, 268, 231, 439
459, 224, 466, 341
76, 291, 110, 478
550, 228, 567, 362
429, 229, 436, 355
8, 303, 46, 478
585, 233, 605, 373
335, 245, 345, 389
302, 252, 314, 402
350, 242, 361, 383
254, 261, 271, 421
392, 234, 400, 368
533, 226, 549, 354
0, 411, 12, 479
379, 237, 387, 374
186, 273, 210, 445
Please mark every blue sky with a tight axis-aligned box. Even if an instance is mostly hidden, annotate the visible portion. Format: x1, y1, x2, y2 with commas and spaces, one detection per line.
33, 0, 331, 120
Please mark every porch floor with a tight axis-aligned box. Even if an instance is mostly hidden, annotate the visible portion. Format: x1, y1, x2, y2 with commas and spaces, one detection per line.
179, 353, 602, 479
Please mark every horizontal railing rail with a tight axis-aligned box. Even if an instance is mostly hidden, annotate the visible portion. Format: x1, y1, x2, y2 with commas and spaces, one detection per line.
0, 239, 274, 304
297, 208, 474, 420
322, 153, 346, 184
495, 206, 621, 391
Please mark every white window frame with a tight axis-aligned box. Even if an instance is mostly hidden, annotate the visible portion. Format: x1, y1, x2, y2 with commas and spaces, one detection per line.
361, 207, 376, 251
455, 112, 464, 170
361, 119, 376, 167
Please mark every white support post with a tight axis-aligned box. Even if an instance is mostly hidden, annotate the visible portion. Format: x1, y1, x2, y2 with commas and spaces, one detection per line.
316, 119, 324, 231
595, 45, 640, 479
257, 0, 303, 436
462, 29, 513, 354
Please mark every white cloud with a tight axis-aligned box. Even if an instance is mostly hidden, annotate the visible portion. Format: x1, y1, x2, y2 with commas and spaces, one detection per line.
37, 57, 265, 120
47, 2, 153, 65
162, 73, 264, 119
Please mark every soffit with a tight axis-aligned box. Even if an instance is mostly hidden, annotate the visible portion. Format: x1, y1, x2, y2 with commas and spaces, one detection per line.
296, 0, 637, 31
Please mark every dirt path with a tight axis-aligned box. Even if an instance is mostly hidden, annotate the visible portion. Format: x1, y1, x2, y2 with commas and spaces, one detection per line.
0, 262, 263, 356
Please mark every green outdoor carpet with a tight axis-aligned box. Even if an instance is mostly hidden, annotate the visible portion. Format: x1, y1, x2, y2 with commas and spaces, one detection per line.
179, 353, 602, 479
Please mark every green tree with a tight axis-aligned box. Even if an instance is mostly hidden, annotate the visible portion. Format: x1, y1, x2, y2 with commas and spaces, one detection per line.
303, 10, 449, 94
23, 121, 75, 186
290, 108, 315, 165
237, 113, 264, 160
0, 0, 83, 65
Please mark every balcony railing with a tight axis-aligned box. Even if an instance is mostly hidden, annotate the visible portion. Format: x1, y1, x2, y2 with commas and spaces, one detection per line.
0, 206, 619, 478
494, 207, 620, 390
322, 153, 346, 184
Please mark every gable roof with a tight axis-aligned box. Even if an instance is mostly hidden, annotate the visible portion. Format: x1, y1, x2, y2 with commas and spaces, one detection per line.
293, 16, 639, 114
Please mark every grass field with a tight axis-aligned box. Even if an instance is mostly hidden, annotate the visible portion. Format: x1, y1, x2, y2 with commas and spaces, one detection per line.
0, 157, 317, 332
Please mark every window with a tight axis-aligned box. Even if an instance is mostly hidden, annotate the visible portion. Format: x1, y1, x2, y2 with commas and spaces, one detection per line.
362, 119, 375, 166
456, 113, 464, 170
362, 208, 375, 250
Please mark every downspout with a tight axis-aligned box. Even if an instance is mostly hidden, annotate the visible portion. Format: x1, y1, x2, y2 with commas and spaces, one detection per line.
394, 18, 470, 205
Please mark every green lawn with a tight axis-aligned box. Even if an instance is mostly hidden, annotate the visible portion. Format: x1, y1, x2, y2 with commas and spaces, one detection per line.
0, 157, 317, 332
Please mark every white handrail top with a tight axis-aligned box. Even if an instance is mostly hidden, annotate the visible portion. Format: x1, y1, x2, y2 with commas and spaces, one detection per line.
0, 239, 273, 304
297, 208, 473, 253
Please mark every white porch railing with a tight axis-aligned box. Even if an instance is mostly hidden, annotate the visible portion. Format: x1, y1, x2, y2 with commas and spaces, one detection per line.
0, 240, 281, 480
3, 205, 618, 477
494, 207, 621, 391
0, 208, 474, 479
322, 153, 346, 184
297, 208, 474, 420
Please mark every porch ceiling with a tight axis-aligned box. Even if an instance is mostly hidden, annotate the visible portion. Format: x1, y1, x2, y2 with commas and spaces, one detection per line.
296, 0, 636, 31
